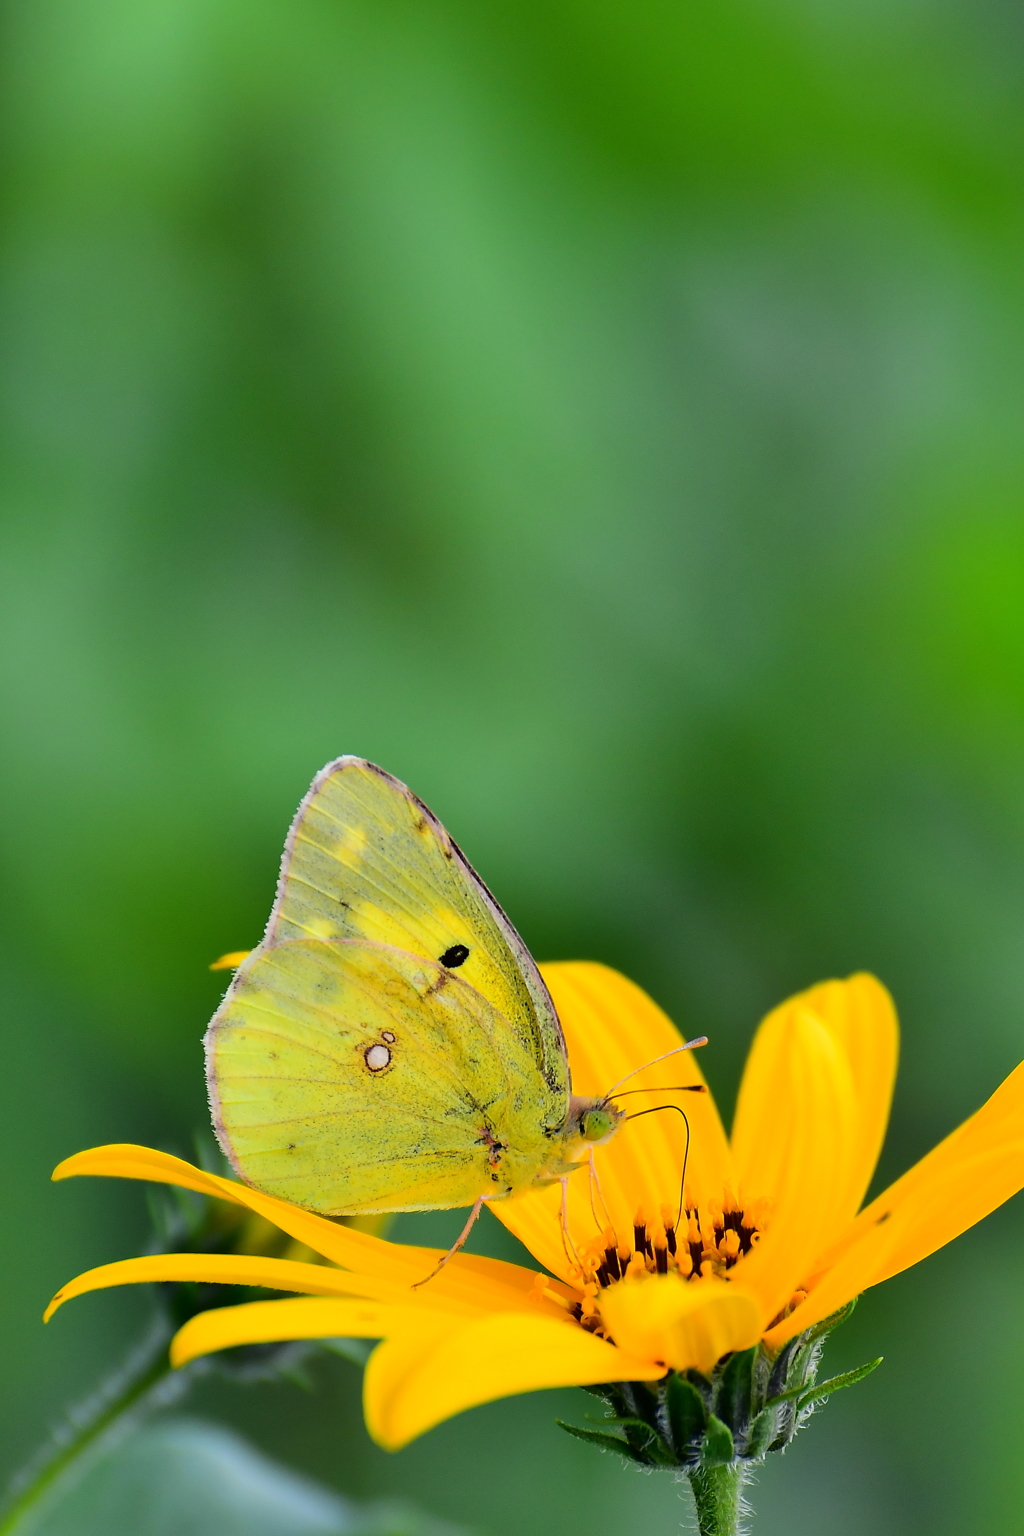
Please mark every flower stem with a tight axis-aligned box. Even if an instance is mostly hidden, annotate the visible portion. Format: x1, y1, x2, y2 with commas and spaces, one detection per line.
0, 1322, 185, 1535
687, 1463, 750, 1536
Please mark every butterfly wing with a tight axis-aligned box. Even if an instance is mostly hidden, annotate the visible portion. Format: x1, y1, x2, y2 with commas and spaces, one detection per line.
269, 759, 565, 1097
205, 758, 569, 1212
207, 939, 555, 1212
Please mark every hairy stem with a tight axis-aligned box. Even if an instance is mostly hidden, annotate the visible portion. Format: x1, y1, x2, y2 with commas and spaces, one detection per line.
0, 1322, 186, 1534
687, 1463, 750, 1536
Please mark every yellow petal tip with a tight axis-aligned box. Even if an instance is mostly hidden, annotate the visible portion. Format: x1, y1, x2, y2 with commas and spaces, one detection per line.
168, 1339, 191, 1369
209, 950, 252, 971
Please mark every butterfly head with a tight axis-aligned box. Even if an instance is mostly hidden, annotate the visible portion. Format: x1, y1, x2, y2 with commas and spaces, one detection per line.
535, 1096, 625, 1182
577, 1100, 624, 1146
564, 1095, 626, 1157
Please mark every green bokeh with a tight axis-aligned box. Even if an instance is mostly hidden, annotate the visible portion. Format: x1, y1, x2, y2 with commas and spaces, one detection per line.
3, 1, 1024, 1530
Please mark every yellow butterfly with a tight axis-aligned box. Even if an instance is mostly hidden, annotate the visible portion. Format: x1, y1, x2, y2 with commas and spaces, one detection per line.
205, 758, 700, 1247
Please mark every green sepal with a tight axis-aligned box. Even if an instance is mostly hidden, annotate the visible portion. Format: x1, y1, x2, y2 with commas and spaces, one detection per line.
700, 1414, 735, 1467
583, 1411, 667, 1460
685, 1368, 714, 1402
565, 1298, 875, 1474
763, 1299, 858, 1397
764, 1335, 801, 1403
554, 1421, 650, 1464
714, 1347, 756, 1443
585, 1413, 662, 1433
666, 1372, 708, 1455
743, 1402, 781, 1462
606, 1414, 679, 1466
761, 1355, 882, 1413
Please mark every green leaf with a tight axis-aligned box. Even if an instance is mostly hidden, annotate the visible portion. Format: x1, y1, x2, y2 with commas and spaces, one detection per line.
555, 1421, 650, 1465
666, 1373, 707, 1457
700, 1414, 735, 1467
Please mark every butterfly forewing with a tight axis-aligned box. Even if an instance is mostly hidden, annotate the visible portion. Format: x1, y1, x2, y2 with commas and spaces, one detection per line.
269, 758, 567, 1105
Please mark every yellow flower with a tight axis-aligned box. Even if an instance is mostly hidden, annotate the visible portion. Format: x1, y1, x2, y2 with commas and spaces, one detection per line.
46, 963, 1024, 1452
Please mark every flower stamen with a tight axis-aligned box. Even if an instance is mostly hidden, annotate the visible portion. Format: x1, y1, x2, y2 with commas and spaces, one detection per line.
562, 1190, 770, 1347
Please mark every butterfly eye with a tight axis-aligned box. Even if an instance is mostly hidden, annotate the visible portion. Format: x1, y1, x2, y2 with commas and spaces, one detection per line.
439, 943, 470, 969
580, 1105, 619, 1144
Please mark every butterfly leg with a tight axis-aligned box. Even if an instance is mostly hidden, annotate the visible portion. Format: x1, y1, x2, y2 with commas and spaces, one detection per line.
557, 1176, 582, 1275
411, 1194, 489, 1288
587, 1148, 613, 1234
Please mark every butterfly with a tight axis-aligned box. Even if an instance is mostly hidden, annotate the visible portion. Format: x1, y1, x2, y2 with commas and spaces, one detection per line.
205, 757, 701, 1245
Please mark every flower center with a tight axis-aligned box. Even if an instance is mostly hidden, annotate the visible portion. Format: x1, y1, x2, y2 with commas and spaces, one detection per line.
566, 1192, 771, 1333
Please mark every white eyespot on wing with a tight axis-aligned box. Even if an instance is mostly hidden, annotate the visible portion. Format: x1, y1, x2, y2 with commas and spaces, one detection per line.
364, 1042, 392, 1072
381, 1030, 396, 1043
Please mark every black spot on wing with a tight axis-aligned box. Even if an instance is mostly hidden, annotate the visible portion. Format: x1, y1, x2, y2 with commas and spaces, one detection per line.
440, 943, 470, 968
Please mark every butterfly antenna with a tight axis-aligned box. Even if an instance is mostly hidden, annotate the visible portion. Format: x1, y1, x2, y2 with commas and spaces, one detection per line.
678, 1108, 692, 1230
604, 1039, 708, 1098
411, 1194, 489, 1288
608, 1085, 707, 1099
620, 1103, 692, 1229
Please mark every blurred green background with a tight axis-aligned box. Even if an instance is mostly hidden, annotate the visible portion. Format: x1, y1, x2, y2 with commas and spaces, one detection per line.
4, 0, 1024, 1531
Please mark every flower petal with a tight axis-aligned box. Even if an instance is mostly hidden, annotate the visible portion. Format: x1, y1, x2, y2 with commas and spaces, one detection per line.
780, 975, 898, 1223
171, 1295, 423, 1367
45, 1253, 389, 1323
765, 1059, 1024, 1347
598, 1274, 762, 1375
52, 1145, 548, 1311
495, 963, 733, 1281
43, 1252, 489, 1323
729, 1010, 857, 1325
732, 975, 896, 1225
364, 1309, 664, 1450
54, 1145, 249, 1203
